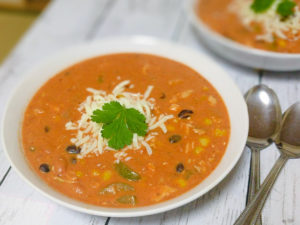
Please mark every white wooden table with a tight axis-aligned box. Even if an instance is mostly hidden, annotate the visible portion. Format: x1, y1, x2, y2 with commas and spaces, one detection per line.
0, 1, 299, 224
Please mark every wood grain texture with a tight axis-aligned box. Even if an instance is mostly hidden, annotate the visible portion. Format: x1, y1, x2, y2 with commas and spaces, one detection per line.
93, 0, 183, 39
260, 72, 300, 225
0, 170, 107, 225
0, 0, 299, 224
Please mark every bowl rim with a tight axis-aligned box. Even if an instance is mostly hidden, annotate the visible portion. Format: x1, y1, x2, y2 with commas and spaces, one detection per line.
186, 0, 300, 59
1, 36, 249, 217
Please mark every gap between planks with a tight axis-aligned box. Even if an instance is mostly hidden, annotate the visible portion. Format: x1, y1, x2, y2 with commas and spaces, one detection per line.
0, 166, 11, 186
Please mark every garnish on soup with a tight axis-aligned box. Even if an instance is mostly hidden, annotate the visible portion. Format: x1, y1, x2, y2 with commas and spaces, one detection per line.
22, 53, 230, 207
251, 0, 275, 13
91, 101, 148, 150
276, 0, 297, 17
65, 80, 173, 160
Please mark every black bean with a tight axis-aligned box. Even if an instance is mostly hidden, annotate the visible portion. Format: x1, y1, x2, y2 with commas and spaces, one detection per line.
66, 145, 81, 154
39, 164, 50, 173
176, 163, 184, 173
169, 135, 182, 143
178, 109, 193, 119
160, 93, 166, 99
44, 126, 50, 133
277, 142, 283, 149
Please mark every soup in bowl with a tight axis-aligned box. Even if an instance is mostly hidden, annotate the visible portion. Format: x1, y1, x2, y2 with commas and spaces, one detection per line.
197, 0, 300, 53
2, 36, 248, 217
188, 0, 300, 71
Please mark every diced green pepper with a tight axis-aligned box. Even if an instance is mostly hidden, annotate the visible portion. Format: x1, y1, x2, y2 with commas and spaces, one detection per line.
114, 161, 141, 181
117, 195, 137, 205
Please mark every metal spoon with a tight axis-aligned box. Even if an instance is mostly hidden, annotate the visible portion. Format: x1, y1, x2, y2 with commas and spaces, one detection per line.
244, 85, 282, 225
234, 102, 300, 225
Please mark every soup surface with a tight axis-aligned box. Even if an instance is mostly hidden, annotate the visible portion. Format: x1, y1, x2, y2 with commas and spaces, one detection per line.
197, 0, 300, 53
22, 53, 230, 207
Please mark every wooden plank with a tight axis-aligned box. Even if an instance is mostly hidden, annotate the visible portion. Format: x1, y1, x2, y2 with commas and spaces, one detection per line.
0, 170, 107, 225
93, 0, 183, 39
260, 72, 300, 225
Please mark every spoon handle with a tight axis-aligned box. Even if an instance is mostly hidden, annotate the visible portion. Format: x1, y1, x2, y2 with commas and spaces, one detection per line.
247, 147, 262, 225
234, 154, 289, 225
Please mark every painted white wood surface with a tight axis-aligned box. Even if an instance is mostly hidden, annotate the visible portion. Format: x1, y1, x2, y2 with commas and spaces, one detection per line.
0, 0, 299, 224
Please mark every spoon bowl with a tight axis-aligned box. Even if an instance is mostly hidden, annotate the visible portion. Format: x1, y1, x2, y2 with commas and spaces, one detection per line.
276, 102, 300, 157
244, 84, 282, 225
245, 85, 282, 148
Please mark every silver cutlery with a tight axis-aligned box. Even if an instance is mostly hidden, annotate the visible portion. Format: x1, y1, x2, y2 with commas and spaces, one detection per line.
244, 85, 282, 225
234, 102, 300, 225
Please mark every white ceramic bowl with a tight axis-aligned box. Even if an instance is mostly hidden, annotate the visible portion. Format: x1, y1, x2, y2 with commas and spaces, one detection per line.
1, 36, 248, 217
187, 0, 300, 71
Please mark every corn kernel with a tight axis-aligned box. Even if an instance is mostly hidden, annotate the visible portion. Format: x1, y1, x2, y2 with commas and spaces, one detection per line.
176, 178, 187, 187
167, 125, 175, 131
204, 118, 212, 126
277, 39, 286, 47
102, 170, 112, 181
199, 137, 210, 147
195, 146, 204, 154
215, 128, 226, 137
92, 169, 100, 176
76, 171, 83, 177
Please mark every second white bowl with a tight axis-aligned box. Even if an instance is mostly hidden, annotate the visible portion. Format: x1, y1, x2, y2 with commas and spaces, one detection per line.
187, 0, 300, 71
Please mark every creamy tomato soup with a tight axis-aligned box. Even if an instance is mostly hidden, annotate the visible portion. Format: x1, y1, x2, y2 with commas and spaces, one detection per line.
22, 53, 230, 207
197, 0, 300, 53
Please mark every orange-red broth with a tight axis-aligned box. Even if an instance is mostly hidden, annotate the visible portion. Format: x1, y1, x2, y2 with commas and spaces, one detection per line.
22, 53, 230, 207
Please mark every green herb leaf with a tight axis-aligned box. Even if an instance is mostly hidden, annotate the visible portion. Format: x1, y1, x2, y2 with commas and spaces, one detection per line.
277, 0, 296, 17
251, 0, 275, 13
91, 101, 148, 150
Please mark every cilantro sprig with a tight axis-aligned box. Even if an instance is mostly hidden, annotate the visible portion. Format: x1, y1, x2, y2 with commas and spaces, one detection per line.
277, 0, 296, 17
91, 101, 148, 150
250, 0, 296, 18
251, 0, 275, 13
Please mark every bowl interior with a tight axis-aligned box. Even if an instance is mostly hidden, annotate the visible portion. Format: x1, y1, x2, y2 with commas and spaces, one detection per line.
1, 36, 248, 217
